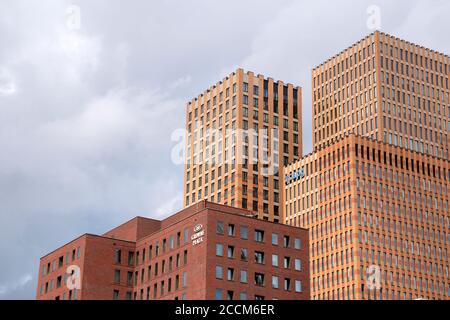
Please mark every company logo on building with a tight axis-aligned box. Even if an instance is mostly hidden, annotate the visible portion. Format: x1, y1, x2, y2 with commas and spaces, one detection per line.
285, 168, 305, 185
191, 224, 205, 246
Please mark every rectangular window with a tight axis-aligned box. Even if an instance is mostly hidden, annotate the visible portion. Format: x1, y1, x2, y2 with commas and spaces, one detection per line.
284, 257, 290, 269
114, 270, 121, 284
271, 233, 278, 245
284, 278, 291, 291
215, 266, 223, 279
227, 268, 234, 281
182, 272, 187, 288
294, 238, 301, 249
216, 221, 224, 235
255, 230, 264, 242
295, 259, 302, 271
272, 254, 279, 267
128, 252, 135, 266
216, 243, 223, 256
114, 249, 122, 264
215, 289, 222, 300
255, 273, 265, 286
295, 280, 302, 293
227, 246, 235, 258
255, 251, 265, 264
228, 224, 235, 236
127, 271, 133, 285
240, 270, 248, 283
240, 248, 248, 261
272, 276, 279, 289
283, 236, 290, 248
240, 226, 248, 239
184, 228, 189, 243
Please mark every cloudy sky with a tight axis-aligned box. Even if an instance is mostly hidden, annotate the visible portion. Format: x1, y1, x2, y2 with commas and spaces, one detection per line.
0, 0, 448, 299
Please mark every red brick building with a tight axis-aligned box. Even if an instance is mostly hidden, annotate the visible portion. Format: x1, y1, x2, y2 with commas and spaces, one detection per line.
37, 201, 309, 300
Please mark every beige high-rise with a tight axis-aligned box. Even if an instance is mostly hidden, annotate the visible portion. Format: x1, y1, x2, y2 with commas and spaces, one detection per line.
312, 31, 449, 159
184, 69, 302, 222
285, 32, 450, 300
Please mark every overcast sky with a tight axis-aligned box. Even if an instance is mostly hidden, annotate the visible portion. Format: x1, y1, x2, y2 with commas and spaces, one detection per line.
0, 0, 448, 299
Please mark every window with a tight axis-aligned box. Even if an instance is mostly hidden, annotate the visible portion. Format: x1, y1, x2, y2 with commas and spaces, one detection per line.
272, 254, 279, 267
228, 224, 235, 236
182, 272, 187, 288
128, 252, 135, 266
114, 249, 122, 264
216, 266, 223, 279
295, 280, 302, 293
127, 271, 133, 285
295, 259, 302, 271
271, 233, 278, 245
284, 257, 290, 269
254, 251, 264, 264
227, 268, 234, 281
240, 248, 248, 261
255, 273, 265, 286
240, 270, 248, 283
184, 228, 189, 243
227, 290, 234, 300
216, 243, 223, 256
284, 278, 291, 291
113, 290, 119, 300
227, 246, 235, 258
215, 289, 222, 300
170, 236, 174, 250
272, 276, 279, 289
216, 221, 224, 235
114, 270, 121, 284
283, 236, 290, 248
294, 238, 301, 249
240, 292, 247, 300
255, 230, 264, 242
240, 226, 248, 239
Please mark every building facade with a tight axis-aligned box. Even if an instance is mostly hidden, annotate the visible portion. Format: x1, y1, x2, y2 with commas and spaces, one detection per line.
312, 32, 449, 159
37, 201, 309, 300
288, 32, 450, 300
184, 69, 302, 222
284, 134, 449, 300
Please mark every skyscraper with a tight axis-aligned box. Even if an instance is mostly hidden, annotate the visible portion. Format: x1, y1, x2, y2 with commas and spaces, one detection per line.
285, 32, 450, 300
312, 32, 449, 159
284, 134, 449, 300
184, 68, 302, 222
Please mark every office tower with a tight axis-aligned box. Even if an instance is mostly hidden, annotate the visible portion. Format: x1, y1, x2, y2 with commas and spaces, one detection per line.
284, 134, 449, 300
37, 201, 310, 300
184, 69, 302, 222
312, 31, 449, 160
285, 32, 450, 300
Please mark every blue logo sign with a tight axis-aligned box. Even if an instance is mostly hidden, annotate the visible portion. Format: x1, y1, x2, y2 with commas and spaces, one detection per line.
285, 168, 305, 185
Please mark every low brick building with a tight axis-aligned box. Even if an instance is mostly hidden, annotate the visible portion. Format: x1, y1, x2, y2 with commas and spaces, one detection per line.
37, 201, 309, 300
